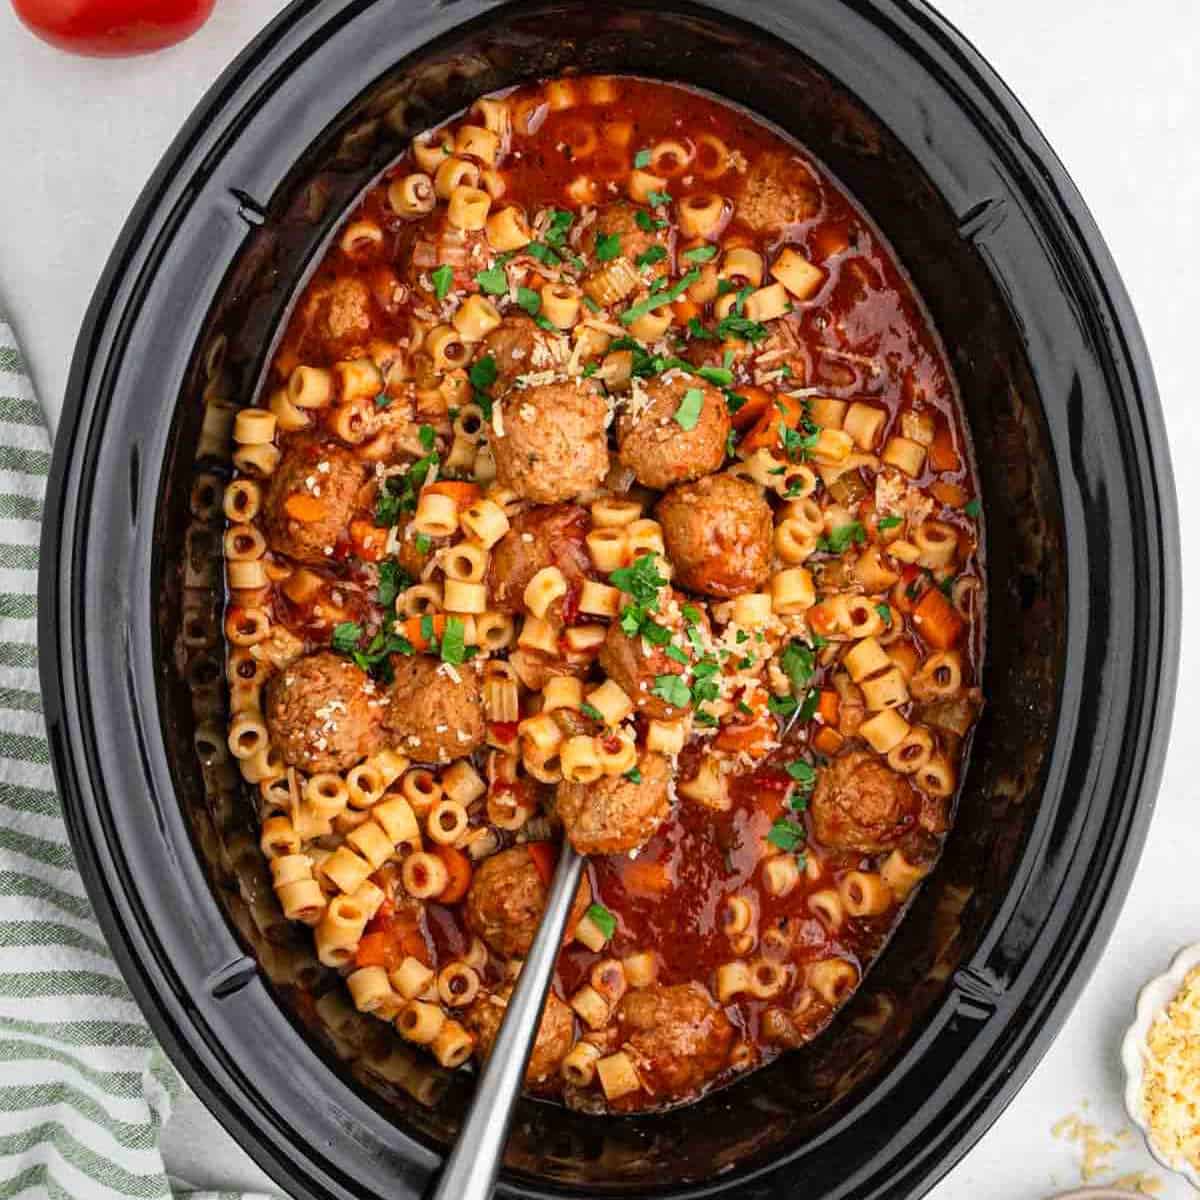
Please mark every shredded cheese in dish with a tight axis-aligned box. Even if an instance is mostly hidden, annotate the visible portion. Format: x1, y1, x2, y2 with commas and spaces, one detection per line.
1141, 965, 1200, 1171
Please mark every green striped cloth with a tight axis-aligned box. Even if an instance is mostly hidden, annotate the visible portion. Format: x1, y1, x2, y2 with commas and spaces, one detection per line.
0, 313, 275, 1199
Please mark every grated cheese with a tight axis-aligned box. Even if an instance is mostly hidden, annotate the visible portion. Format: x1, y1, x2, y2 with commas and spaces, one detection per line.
1142, 965, 1200, 1171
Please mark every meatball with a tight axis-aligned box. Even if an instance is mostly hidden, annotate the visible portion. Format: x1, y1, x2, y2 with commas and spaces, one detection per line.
735, 151, 821, 234
383, 654, 485, 764
557, 751, 671, 855
810, 749, 918, 854
597, 592, 709, 720
492, 379, 610, 503
477, 315, 569, 393
615, 983, 734, 1102
464, 845, 591, 959
657, 474, 772, 598
263, 435, 367, 566
584, 200, 671, 279
464, 984, 575, 1086
264, 651, 384, 773
487, 503, 591, 615
617, 374, 730, 490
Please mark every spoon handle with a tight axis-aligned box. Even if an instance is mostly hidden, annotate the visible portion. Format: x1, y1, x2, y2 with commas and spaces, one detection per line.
427, 841, 584, 1200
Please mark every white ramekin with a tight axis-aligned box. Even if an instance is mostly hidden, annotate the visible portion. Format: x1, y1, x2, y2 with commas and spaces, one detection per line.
1119, 942, 1200, 1188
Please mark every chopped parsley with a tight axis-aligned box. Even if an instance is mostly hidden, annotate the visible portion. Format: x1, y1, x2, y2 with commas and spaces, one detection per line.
580, 701, 604, 723
375, 453, 437, 527
786, 759, 816, 790
595, 232, 622, 262
779, 640, 816, 692
585, 902, 616, 940
682, 604, 703, 625
440, 616, 468, 665
876, 603, 892, 627
818, 522, 867, 554
376, 561, 411, 608
633, 148, 652, 169
715, 314, 769, 343
698, 365, 733, 387
664, 644, 689, 665
725, 429, 738, 458
635, 244, 667, 269
610, 554, 667, 605
768, 693, 798, 716
683, 244, 718, 263
674, 387, 705, 431
652, 675, 691, 709
647, 189, 672, 207
526, 241, 561, 265
418, 424, 436, 452
469, 355, 497, 391
431, 264, 454, 300
637, 620, 672, 646
964, 498, 982, 519
331, 620, 414, 680
877, 514, 903, 532
939, 574, 955, 598
475, 265, 508, 295
414, 532, 432, 555
374, 391, 392, 409
543, 209, 574, 248
688, 317, 717, 341
619, 268, 701, 325
624, 766, 643, 784
767, 818, 806, 853
516, 286, 541, 317
725, 392, 748, 415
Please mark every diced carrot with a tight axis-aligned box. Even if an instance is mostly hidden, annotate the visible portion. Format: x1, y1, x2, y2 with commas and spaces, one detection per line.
740, 393, 803, 452
526, 271, 547, 292
729, 384, 773, 431
620, 858, 671, 898
422, 480, 481, 508
816, 689, 840, 726
929, 422, 960, 472
912, 586, 965, 650
400, 613, 447, 651
714, 719, 774, 755
433, 845, 473, 905
671, 297, 701, 325
892, 565, 923, 615
284, 493, 326, 523
353, 916, 428, 970
930, 480, 968, 508
349, 517, 387, 562
807, 600, 842, 639
526, 841, 557, 887
812, 726, 844, 756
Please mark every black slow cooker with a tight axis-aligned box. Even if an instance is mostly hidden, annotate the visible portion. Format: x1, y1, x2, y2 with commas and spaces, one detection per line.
40, 1, 1178, 1197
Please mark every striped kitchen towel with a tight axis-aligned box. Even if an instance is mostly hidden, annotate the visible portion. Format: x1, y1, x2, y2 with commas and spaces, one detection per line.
0, 311, 274, 1199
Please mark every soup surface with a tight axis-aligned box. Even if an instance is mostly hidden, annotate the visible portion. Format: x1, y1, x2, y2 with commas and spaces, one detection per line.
223, 75, 984, 1114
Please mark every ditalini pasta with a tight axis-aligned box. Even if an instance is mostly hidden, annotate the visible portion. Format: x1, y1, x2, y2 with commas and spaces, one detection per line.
222, 74, 983, 1116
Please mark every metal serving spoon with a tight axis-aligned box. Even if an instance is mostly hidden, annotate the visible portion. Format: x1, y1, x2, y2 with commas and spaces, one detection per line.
428, 841, 585, 1200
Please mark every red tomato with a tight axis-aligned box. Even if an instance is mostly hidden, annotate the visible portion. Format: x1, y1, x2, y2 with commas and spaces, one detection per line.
12, 0, 215, 57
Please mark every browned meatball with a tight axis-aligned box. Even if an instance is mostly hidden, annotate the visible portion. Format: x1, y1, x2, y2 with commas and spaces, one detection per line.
557, 751, 671, 855
810, 749, 918, 854
263, 435, 367, 565
657, 474, 772, 598
383, 654, 485, 764
583, 200, 671, 279
464, 984, 575, 1086
464, 845, 591, 959
615, 983, 734, 1102
617, 374, 730, 490
487, 503, 591, 615
735, 151, 821, 234
597, 592, 709, 720
477, 315, 569, 393
492, 379, 610, 503
264, 651, 384, 773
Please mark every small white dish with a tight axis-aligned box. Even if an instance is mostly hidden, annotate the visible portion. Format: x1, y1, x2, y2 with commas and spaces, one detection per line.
1119, 941, 1200, 1188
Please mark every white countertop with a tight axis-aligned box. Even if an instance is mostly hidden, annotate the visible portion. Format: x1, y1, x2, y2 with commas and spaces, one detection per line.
2, 1, 1197, 1195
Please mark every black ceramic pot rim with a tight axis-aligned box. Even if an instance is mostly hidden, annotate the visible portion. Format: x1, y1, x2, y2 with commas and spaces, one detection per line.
40, 2, 1178, 1198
